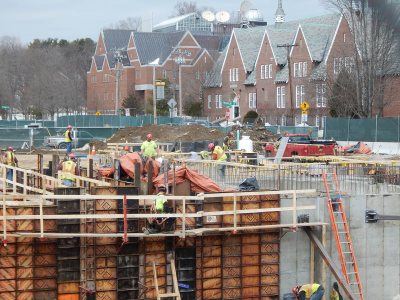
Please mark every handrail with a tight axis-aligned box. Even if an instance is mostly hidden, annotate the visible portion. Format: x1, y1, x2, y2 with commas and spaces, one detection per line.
0, 163, 111, 195
0, 189, 320, 239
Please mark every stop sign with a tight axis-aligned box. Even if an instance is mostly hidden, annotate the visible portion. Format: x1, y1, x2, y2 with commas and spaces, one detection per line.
225, 110, 230, 120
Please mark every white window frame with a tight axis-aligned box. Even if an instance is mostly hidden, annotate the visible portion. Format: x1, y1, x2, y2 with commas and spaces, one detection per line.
298, 63, 303, 77
281, 115, 287, 126
92, 75, 96, 83
295, 85, 305, 108
215, 95, 219, 108
207, 95, 212, 109
261, 65, 265, 79
303, 62, 307, 77
315, 115, 320, 128
248, 92, 257, 108
293, 63, 298, 78
334, 58, 340, 74
277, 86, 286, 108
218, 95, 222, 108
261, 64, 272, 79
316, 84, 326, 108
229, 68, 239, 82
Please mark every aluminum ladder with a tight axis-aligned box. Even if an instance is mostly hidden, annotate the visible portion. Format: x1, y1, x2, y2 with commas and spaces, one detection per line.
322, 168, 364, 300
153, 258, 181, 300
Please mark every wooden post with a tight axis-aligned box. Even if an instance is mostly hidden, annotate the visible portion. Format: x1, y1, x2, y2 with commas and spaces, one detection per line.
310, 240, 315, 283
113, 159, 120, 182
88, 158, 93, 179
134, 163, 140, 187
23, 172, 27, 195
147, 162, 153, 195
39, 196, 44, 238
182, 197, 186, 239
233, 194, 237, 232
12, 167, 16, 194
292, 191, 297, 229
153, 262, 160, 300
2, 165, 6, 243
52, 155, 59, 177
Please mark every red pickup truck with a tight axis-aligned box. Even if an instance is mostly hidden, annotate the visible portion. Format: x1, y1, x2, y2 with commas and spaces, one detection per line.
264, 134, 337, 157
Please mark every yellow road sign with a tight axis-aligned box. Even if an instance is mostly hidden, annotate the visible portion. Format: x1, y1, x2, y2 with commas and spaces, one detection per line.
300, 101, 310, 112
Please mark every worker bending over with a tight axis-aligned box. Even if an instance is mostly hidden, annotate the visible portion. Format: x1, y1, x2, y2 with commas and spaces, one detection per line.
292, 283, 324, 300
59, 153, 79, 187
330, 282, 343, 300
144, 185, 174, 234
140, 133, 159, 159
208, 143, 227, 177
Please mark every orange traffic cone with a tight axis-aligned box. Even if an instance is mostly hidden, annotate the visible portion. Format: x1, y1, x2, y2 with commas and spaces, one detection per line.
91, 145, 96, 156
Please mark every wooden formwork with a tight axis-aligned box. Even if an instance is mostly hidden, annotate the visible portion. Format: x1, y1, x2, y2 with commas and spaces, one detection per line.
0, 205, 58, 300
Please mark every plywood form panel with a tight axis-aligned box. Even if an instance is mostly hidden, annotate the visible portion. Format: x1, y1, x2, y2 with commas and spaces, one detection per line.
145, 238, 167, 299
197, 193, 280, 300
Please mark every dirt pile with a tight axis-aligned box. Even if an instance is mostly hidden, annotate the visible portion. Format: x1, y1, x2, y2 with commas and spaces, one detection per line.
233, 125, 278, 152
107, 124, 226, 143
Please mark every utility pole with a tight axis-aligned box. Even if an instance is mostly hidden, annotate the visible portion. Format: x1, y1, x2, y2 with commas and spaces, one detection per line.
277, 44, 298, 125
174, 56, 185, 116
114, 50, 123, 116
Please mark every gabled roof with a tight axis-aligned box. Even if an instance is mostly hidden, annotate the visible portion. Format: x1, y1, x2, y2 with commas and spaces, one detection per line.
102, 29, 133, 52
94, 56, 105, 71
233, 26, 267, 72
275, 64, 289, 83
205, 47, 227, 87
133, 31, 186, 65
106, 50, 131, 69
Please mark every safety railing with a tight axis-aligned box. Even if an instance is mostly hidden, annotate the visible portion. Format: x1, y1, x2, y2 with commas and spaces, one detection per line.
0, 163, 111, 195
174, 159, 400, 195
0, 190, 321, 240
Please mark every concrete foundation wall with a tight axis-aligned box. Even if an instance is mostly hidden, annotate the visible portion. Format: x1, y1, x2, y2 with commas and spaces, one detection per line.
280, 194, 400, 300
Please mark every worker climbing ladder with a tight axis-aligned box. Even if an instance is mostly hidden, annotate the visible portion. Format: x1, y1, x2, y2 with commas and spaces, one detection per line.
153, 258, 181, 300
322, 168, 364, 300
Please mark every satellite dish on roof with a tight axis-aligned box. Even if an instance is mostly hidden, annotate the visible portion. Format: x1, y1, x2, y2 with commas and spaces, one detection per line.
201, 10, 215, 22
215, 11, 231, 23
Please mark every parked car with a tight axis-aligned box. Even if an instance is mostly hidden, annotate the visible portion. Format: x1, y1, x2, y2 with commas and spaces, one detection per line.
43, 130, 102, 149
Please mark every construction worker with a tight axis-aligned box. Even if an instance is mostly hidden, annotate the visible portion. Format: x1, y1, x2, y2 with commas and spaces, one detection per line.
140, 133, 158, 159
59, 153, 78, 187
208, 143, 227, 177
3, 146, 18, 185
144, 185, 171, 234
330, 282, 343, 300
292, 283, 324, 300
65, 125, 73, 155
223, 132, 235, 151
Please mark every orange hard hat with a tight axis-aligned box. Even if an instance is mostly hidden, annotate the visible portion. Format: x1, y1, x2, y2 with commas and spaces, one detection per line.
208, 143, 215, 150
292, 286, 300, 295
146, 133, 152, 139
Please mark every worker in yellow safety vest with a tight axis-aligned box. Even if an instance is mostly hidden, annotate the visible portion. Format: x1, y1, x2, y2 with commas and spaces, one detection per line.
3, 146, 18, 185
292, 283, 324, 300
65, 125, 73, 155
59, 153, 78, 187
330, 282, 343, 300
208, 143, 227, 177
144, 185, 172, 234
140, 133, 158, 159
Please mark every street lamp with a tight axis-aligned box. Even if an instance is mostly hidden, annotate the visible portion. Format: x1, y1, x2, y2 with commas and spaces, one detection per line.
149, 58, 160, 125
174, 56, 185, 116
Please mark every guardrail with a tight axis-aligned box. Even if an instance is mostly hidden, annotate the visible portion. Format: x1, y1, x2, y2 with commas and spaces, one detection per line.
0, 190, 321, 239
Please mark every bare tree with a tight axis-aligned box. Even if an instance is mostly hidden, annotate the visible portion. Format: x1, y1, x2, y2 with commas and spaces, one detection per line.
324, 0, 400, 117
171, 1, 200, 16
106, 17, 142, 31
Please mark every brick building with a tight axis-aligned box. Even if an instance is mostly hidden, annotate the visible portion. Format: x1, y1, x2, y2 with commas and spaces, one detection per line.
204, 13, 356, 127
86, 29, 227, 115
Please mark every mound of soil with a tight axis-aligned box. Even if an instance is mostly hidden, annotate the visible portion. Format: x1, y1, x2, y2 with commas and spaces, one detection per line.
107, 124, 226, 143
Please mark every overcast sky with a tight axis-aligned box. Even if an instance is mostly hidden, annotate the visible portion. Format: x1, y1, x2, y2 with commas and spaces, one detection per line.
0, 0, 334, 44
